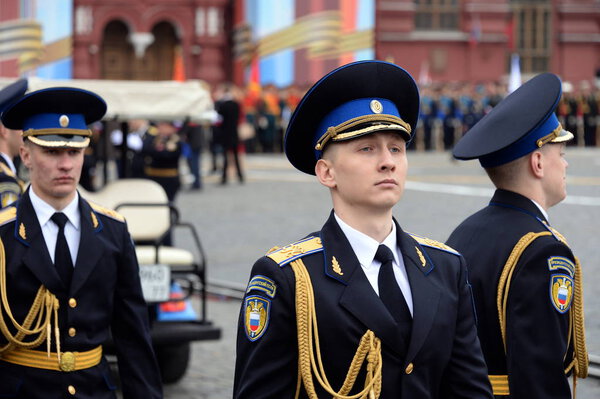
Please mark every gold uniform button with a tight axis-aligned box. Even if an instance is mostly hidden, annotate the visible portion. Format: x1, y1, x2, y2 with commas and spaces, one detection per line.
68, 327, 76, 337
405, 362, 414, 374
68, 298, 77, 308
68, 385, 76, 395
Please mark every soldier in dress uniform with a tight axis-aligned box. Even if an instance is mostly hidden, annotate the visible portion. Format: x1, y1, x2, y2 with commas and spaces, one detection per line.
142, 120, 182, 202
446, 73, 588, 398
234, 61, 493, 399
0, 79, 28, 207
0, 87, 163, 399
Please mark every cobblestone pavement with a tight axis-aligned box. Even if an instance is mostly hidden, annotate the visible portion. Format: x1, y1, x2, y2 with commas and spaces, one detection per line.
161, 149, 600, 398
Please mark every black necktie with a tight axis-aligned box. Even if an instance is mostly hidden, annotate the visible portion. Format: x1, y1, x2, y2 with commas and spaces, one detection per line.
376, 244, 411, 323
51, 212, 73, 288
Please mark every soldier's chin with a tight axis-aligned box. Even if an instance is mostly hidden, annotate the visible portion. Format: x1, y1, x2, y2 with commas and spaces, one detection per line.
52, 184, 77, 197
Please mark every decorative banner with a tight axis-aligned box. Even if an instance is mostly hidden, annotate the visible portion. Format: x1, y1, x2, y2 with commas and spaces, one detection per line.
0, 19, 43, 64
234, 11, 373, 64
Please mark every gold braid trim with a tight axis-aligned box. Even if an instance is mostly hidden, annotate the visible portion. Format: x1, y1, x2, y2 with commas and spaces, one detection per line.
22, 128, 92, 138
497, 232, 551, 351
315, 114, 411, 151
290, 259, 382, 399
549, 226, 588, 378
497, 231, 588, 398
0, 237, 62, 364
572, 256, 588, 378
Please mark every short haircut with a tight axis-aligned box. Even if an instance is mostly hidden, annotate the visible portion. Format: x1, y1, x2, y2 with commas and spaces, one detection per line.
484, 153, 530, 188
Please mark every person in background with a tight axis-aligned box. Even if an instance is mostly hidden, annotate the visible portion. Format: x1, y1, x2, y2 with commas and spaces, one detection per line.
0, 79, 28, 207
216, 84, 244, 185
578, 80, 598, 147
234, 60, 492, 399
110, 118, 152, 178
447, 73, 588, 398
0, 86, 162, 399
79, 121, 102, 192
179, 119, 204, 190
142, 120, 182, 202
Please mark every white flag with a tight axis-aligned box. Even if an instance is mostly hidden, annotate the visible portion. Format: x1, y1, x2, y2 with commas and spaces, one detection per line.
508, 53, 521, 93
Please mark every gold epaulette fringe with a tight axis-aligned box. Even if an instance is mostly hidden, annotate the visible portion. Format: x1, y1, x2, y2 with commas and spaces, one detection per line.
409, 233, 460, 256
89, 202, 125, 222
267, 236, 323, 266
0, 207, 16, 227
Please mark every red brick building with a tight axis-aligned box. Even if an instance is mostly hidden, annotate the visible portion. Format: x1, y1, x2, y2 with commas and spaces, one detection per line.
72, 0, 232, 86
1, 0, 598, 87
376, 0, 599, 84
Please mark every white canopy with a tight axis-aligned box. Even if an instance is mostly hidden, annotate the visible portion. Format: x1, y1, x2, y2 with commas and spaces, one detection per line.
0, 77, 215, 123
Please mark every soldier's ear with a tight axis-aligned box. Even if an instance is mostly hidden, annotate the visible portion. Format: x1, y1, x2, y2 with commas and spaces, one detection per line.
315, 158, 336, 189
19, 142, 32, 169
0, 125, 8, 139
529, 150, 544, 179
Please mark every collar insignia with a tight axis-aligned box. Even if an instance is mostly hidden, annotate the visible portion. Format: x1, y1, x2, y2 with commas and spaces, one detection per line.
415, 246, 426, 267
331, 256, 343, 275
19, 223, 26, 240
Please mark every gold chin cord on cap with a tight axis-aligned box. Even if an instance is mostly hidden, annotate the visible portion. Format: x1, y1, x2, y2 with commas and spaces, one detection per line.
314, 114, 411, 151
22, 128, 92, 138
536, 124, 563, 147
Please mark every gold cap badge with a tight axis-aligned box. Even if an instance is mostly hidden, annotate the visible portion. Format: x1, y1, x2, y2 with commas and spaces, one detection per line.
370, 99, 383, 114
59, 115, 70, 127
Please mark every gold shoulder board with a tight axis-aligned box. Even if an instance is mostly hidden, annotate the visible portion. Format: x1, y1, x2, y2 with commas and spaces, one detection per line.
0, 207, 16, 226
409, 233, 460, 256
267, 236, 323, 267
89, 202, 125, 223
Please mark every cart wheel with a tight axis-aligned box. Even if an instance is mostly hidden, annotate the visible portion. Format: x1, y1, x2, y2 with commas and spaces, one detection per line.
155, 342, 191, 384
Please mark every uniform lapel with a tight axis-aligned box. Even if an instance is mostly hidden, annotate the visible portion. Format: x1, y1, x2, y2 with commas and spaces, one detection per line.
16, 190, 64, 294
397, 226, 441, 362
321, 213, 408, 356
70, 197, 104, 295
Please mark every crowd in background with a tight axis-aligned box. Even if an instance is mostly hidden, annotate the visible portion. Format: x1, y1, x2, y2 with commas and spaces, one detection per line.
230, 79, 599, 154
79, 78, 600, 193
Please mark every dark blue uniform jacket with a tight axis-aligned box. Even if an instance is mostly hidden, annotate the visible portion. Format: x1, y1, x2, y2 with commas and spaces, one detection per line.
235, 212, 492, 398
447, 189, 577, 398
0, 189, 162, 399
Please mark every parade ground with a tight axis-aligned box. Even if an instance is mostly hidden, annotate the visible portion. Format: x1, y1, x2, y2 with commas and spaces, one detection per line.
162, 148, 600, 398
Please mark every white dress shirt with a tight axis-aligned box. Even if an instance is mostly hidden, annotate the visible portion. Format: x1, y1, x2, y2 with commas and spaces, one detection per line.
531, 198, 549, 222
29, 188, 81, 266
334, 213, 414, 316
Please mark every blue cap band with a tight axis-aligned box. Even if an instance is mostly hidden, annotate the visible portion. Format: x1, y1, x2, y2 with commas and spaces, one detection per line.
24, 113, 87, 131
313, 98, 402, 159
479, 112, 561, 168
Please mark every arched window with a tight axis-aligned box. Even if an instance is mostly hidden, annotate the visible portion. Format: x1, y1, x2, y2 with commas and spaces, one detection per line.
101, 20, 179, 80
147, 22, 178, 80
101, 20, 133, 80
